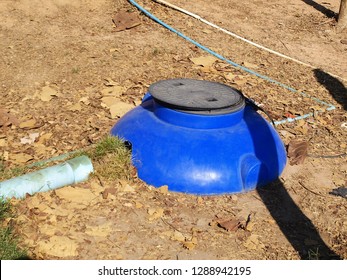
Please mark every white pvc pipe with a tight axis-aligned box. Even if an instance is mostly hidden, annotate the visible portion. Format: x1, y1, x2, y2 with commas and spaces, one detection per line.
0, 155, 94, 199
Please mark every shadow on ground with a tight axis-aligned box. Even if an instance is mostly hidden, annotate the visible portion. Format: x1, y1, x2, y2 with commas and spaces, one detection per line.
314, 69, 347, 111
246, 101, 341, 259
302, 0, 337, 18
257, 180, 341, 259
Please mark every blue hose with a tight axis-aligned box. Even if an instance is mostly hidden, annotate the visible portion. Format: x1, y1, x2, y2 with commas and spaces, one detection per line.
128, 0, 336, 125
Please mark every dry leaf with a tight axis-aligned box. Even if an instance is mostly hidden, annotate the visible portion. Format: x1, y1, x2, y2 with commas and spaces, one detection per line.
296, 119, 305, 127
135, 201, 143, 208
2, 151, 9, 160
0, 108, 18, 127
122, 184, 135, 192
37, 236, 78, 257
197, 197, 203, 204
40, 86, 60, 102
332, 177, 345, 186
171, 231, 185, 242
183, 241, 196, 250
134, 99, 142, 106
104, 78, 118, 86
79, 97, 90, 105
101, 96, 120, 108
124, 202, 133, 207
20, 132, 40, 144
112, 11, 141, 32
295, 119, 309, 135
33, 143, 49, 157
19, 119, 37, 129
242, 61, 259, 69
160, 230, 172, 238
109, 102, 133, 118
148, 207, 164, 221
118, 180, 135, 192
41, 205, 70, 216
89, 180, 105, 194
39, 224, 57, 236
244, 234, 265, 250
38, 132, 53, 144
287, 140, 308, 165
102, 187, 117, 199
200, 66, 217, 73
101, 86, 125, 97
183, 236, 198, 250
67, 202, 89, 210
245, 220, 255, 231
0, 138, 6, 147
10, 153, 33, 163
202, 29, 212, 34
26, 195, 43, 209
157, 185, 169, 194
224, 73, 248, 85
55, 186, 97, 204
190, 55, 217, 67
68, 103, 82, 112
216, 217, 242, 232
224, 73, 236, 80
0, 109, 10, 127
85, 223, 113, 237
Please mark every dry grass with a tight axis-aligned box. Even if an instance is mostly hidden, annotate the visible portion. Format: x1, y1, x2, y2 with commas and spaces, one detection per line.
85, 136, 134, 180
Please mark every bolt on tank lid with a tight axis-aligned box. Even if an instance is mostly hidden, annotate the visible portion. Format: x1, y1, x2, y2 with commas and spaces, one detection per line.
148, 79, 245, 115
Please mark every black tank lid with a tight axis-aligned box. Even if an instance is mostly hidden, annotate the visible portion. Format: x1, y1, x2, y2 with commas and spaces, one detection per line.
148, 79, 245, 115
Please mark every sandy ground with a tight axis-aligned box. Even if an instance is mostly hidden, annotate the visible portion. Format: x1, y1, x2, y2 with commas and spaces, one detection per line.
0, 0, 346, 259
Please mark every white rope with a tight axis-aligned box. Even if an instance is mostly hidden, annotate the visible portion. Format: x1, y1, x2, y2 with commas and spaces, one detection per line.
153, 0, 346, 82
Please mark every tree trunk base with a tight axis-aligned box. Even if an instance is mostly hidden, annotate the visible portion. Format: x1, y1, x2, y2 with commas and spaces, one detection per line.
338, 0, 347, 30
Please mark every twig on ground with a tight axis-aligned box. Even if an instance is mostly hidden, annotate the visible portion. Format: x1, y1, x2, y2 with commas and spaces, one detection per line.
161, 217, 182, 233
299, 181, 324, 197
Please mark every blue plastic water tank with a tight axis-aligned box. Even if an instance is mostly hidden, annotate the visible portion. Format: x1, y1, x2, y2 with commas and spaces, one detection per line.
111, 79, 286, 195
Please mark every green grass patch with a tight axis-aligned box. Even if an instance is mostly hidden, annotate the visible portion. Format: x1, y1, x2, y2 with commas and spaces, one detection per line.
0, 160, 31, 259
0, 136, 132, 259
0, 136, 133, 182
0, 166, 30, 182
85, 136, 133, 180
0, 154, 35, 181
0, 199, 27, 260
89, 136, 129, 159
0, 199, 11, 221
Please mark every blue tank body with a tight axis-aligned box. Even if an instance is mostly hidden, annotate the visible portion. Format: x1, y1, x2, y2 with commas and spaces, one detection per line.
111, 93, 287, 195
